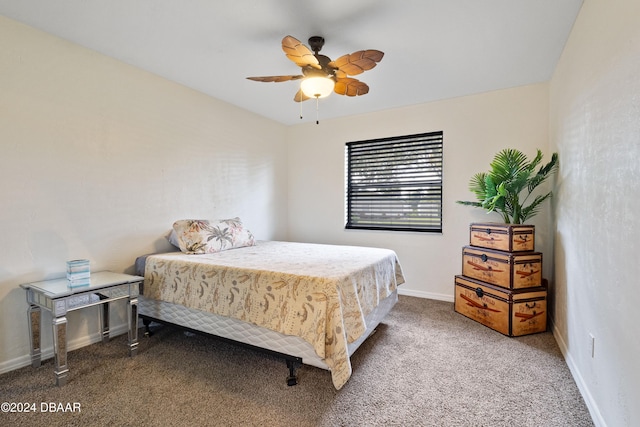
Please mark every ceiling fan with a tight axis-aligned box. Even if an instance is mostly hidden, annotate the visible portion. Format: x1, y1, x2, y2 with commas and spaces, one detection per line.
246, 35, 384, 103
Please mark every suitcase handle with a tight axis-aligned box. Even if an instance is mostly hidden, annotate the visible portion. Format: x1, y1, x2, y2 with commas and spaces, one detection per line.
475, 287, 484, 298
525, 302, 537, 309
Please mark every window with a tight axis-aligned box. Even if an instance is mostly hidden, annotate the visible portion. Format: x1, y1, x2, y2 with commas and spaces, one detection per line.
345, 131, 443, 233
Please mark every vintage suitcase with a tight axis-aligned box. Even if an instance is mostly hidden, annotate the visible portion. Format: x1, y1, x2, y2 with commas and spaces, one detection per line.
469, 222, 535, 252
454, 275, 547, 337
462, 246, 542, 289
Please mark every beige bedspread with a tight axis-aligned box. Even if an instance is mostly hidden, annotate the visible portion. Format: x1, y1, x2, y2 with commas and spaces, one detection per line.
143, 240, 404, 389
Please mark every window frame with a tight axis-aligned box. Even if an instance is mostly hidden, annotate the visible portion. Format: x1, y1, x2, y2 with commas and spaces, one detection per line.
345, 131, 443, 233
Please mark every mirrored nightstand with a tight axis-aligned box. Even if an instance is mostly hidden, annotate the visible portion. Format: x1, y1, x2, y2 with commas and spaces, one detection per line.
20, 271, 143, 386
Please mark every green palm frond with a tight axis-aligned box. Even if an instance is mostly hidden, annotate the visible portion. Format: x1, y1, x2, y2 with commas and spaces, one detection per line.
456, 148, 558, 224
527, 152, 559, 194
520, 192, 553, 223
468, 172, 488, 202
489, 149, 528, 182
457, 201, 483, 208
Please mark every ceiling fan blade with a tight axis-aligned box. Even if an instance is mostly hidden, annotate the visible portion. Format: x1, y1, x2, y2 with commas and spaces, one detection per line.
329, 50, 384, 76
282, 36, 321, 69
334, 78, 370, 97
246, 75, 304, 82
334, 70, 347, 79
293, 89, 311, 102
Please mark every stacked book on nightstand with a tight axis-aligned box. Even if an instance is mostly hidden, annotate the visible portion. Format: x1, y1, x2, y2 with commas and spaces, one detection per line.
67, 259, 91, 287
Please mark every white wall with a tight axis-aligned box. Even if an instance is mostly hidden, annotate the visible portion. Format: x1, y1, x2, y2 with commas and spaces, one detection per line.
0, 17, 288, 372
549, 0, 640, 425
9, 10, 634, 425
286, 84, 552, 301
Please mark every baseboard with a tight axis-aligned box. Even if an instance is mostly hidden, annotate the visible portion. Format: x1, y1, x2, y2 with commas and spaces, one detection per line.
0, 322, 130, 375
550, 317, 606, 427
398, 288, 454, 302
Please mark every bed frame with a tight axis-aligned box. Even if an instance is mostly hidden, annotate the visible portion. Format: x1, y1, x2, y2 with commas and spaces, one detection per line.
137, 289, 398, 386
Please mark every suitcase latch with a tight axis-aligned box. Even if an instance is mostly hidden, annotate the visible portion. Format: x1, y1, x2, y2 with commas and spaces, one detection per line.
475, 287, 484, 298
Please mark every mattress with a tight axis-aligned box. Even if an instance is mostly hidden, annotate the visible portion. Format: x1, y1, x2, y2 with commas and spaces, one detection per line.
137, 240, 404, 389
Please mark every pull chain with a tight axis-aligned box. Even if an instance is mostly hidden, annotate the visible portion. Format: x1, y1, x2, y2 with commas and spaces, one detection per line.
297, 92, 321, 124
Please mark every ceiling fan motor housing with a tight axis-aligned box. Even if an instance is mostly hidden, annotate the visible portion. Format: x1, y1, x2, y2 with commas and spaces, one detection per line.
308, 36, 325, 53
302, 55, 335, 79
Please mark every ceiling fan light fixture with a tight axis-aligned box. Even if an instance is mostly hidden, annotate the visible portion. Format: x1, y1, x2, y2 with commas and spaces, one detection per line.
301, 77, 335, 98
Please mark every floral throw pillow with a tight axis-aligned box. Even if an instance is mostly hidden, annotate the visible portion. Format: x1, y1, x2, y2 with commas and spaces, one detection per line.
172, 217, 256, 254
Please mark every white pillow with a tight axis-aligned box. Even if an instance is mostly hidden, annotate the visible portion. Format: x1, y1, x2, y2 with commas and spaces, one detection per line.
172, 217, 255, 254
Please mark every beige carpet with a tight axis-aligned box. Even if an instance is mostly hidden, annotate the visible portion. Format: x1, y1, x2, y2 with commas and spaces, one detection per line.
0, 296, 593, 427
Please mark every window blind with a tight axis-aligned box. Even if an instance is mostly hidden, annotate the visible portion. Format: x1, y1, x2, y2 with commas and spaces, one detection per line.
346, 131, 443, 232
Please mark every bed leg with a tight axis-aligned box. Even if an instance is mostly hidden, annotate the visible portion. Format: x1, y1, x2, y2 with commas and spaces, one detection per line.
286, 359, 301, 386
142, 318, 153, 337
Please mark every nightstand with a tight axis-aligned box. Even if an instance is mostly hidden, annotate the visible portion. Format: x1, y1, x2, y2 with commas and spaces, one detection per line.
20, 271, 143, 386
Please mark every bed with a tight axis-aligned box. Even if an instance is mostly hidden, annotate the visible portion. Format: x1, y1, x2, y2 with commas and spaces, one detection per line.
135, 221, 404, 390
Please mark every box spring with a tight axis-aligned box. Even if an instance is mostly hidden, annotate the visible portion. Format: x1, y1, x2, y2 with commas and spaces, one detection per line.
138, 289, 398, 371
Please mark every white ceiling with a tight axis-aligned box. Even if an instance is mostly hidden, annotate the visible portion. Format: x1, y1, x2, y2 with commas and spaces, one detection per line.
1, 0, 583, 126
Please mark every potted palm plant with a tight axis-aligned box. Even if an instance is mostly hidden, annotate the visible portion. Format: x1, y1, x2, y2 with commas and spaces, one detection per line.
457, 148, 558, 224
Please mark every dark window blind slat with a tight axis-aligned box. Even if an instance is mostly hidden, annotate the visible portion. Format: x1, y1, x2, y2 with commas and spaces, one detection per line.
346, 131, 443, 233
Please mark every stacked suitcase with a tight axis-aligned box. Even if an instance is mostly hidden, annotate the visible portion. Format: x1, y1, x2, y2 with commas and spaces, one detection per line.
454, 223, 547, 337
